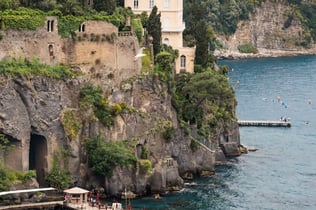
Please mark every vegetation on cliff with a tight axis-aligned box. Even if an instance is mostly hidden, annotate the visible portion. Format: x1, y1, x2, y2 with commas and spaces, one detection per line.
45, 157, 72, 191
0, 163, 36, 191
0, 57, 80, 79
172, 68, 236, 141
85, 136, 136, 178
79, 84, 133, 128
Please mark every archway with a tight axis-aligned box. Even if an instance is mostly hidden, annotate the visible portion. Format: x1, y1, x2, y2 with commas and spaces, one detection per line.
29, 134, 47, 186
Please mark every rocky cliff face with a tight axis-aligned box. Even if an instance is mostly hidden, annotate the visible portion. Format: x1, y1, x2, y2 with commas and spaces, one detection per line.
215, 0, 316, 59
0, 71, 240, 196
0, 21, 240, 197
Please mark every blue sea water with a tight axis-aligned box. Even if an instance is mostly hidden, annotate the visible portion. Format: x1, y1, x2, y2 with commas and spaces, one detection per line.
131, 55, 316, 210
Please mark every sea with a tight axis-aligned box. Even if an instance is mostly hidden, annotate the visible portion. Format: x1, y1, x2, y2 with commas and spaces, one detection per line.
130, 55, 316, 210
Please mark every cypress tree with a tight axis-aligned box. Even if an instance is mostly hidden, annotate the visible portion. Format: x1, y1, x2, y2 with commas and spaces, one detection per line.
147, 6, 161, 56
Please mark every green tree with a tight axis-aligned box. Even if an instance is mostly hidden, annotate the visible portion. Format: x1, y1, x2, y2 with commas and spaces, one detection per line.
85, 136, 136, 177
0, 0, 20, 10
194, 19, 210, 68
93, 0, 117, 14
174, 70, 236, 129
45, 157, 72, 191
147, 6, 162, 56
59, 0, 83, 15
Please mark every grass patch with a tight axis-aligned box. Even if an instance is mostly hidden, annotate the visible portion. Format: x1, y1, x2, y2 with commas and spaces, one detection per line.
237, 43, 258, 54
0, 57, 81, 79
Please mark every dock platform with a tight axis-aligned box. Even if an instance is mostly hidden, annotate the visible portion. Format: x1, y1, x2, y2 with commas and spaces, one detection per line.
238, 120, 291, 127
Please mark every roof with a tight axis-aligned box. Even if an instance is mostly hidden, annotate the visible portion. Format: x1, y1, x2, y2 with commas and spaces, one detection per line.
63, 187, 89, 194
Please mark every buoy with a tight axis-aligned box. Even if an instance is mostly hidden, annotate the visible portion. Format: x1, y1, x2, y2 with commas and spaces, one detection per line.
308, 99, 312, 105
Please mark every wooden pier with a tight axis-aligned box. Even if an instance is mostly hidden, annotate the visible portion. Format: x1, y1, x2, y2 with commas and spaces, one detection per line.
238, 120, 291, 127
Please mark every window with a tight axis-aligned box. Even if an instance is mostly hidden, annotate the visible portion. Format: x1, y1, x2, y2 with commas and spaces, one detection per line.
180, 55, 186, 68
79, 24, 85, 32
134, 0, 139, 9
48, 44, 54, 57
164, 0, 169, 8
163, 38, 169, 45
149, 0, 154, 9
47, 20, 54, 32
164, 17, 170, 29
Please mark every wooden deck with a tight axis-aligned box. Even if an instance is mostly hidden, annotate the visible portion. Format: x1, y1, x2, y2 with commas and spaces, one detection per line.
0, 201, 67, 210
238, 120, 291, 127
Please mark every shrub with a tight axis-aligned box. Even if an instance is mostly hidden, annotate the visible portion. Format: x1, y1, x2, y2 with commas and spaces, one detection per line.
45, 158, 72, 191
0, 57, 80, 79
0, 134, 15, 152
79, 84, 131, 127
190, 139, 199, 153
61, 109, 81, 141
138, 159, 153, 174
237, 43, 258, 54
58, 15, 84, 38
0, 7, 46, 30
0, 162, 16, 191
162, 123, 175, 142
131, 18, 144, 43
85, 136, 136, 177
0, 162, 37, 191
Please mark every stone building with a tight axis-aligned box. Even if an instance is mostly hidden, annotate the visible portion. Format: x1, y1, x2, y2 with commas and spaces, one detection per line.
124, 0, 196, 73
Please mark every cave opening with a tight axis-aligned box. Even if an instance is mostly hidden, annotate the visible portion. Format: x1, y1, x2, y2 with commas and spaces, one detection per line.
29, 133, 47, 186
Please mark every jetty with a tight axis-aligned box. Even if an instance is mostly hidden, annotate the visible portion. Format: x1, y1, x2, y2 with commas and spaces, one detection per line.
238, 120, 291, 127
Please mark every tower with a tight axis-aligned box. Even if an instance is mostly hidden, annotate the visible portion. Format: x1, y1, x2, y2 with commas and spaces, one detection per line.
125, 0, 195, 73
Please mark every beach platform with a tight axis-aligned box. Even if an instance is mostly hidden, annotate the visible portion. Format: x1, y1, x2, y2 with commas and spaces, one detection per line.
238, 120, 291, 127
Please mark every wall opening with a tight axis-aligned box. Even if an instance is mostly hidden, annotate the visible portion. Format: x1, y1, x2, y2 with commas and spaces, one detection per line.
48, 44, 54, 57
180, 55, 186, 68
29, 133, 47, 186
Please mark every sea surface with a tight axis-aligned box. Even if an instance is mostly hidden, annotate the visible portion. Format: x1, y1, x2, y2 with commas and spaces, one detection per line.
131, 55, 316, 210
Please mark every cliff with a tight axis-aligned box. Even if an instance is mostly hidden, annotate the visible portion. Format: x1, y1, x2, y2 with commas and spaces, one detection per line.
0, 18, 240, 197
214, 0, 316, 59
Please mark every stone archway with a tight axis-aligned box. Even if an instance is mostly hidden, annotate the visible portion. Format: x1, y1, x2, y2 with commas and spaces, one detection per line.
29, 133, 47, 186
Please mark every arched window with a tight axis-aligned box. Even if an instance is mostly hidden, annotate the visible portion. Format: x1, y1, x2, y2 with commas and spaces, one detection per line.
79, 24, 85, 32
134, 0, 139, 9
48, 44, 54, 57
50, 20, 54, 32
180, 55, 186, 68
47, 20, 50, 32
163, 38, 169, 45
47, 20, 54, 32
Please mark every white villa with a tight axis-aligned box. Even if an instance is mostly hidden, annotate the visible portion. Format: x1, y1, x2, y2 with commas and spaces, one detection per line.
124, 0, 195, 73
